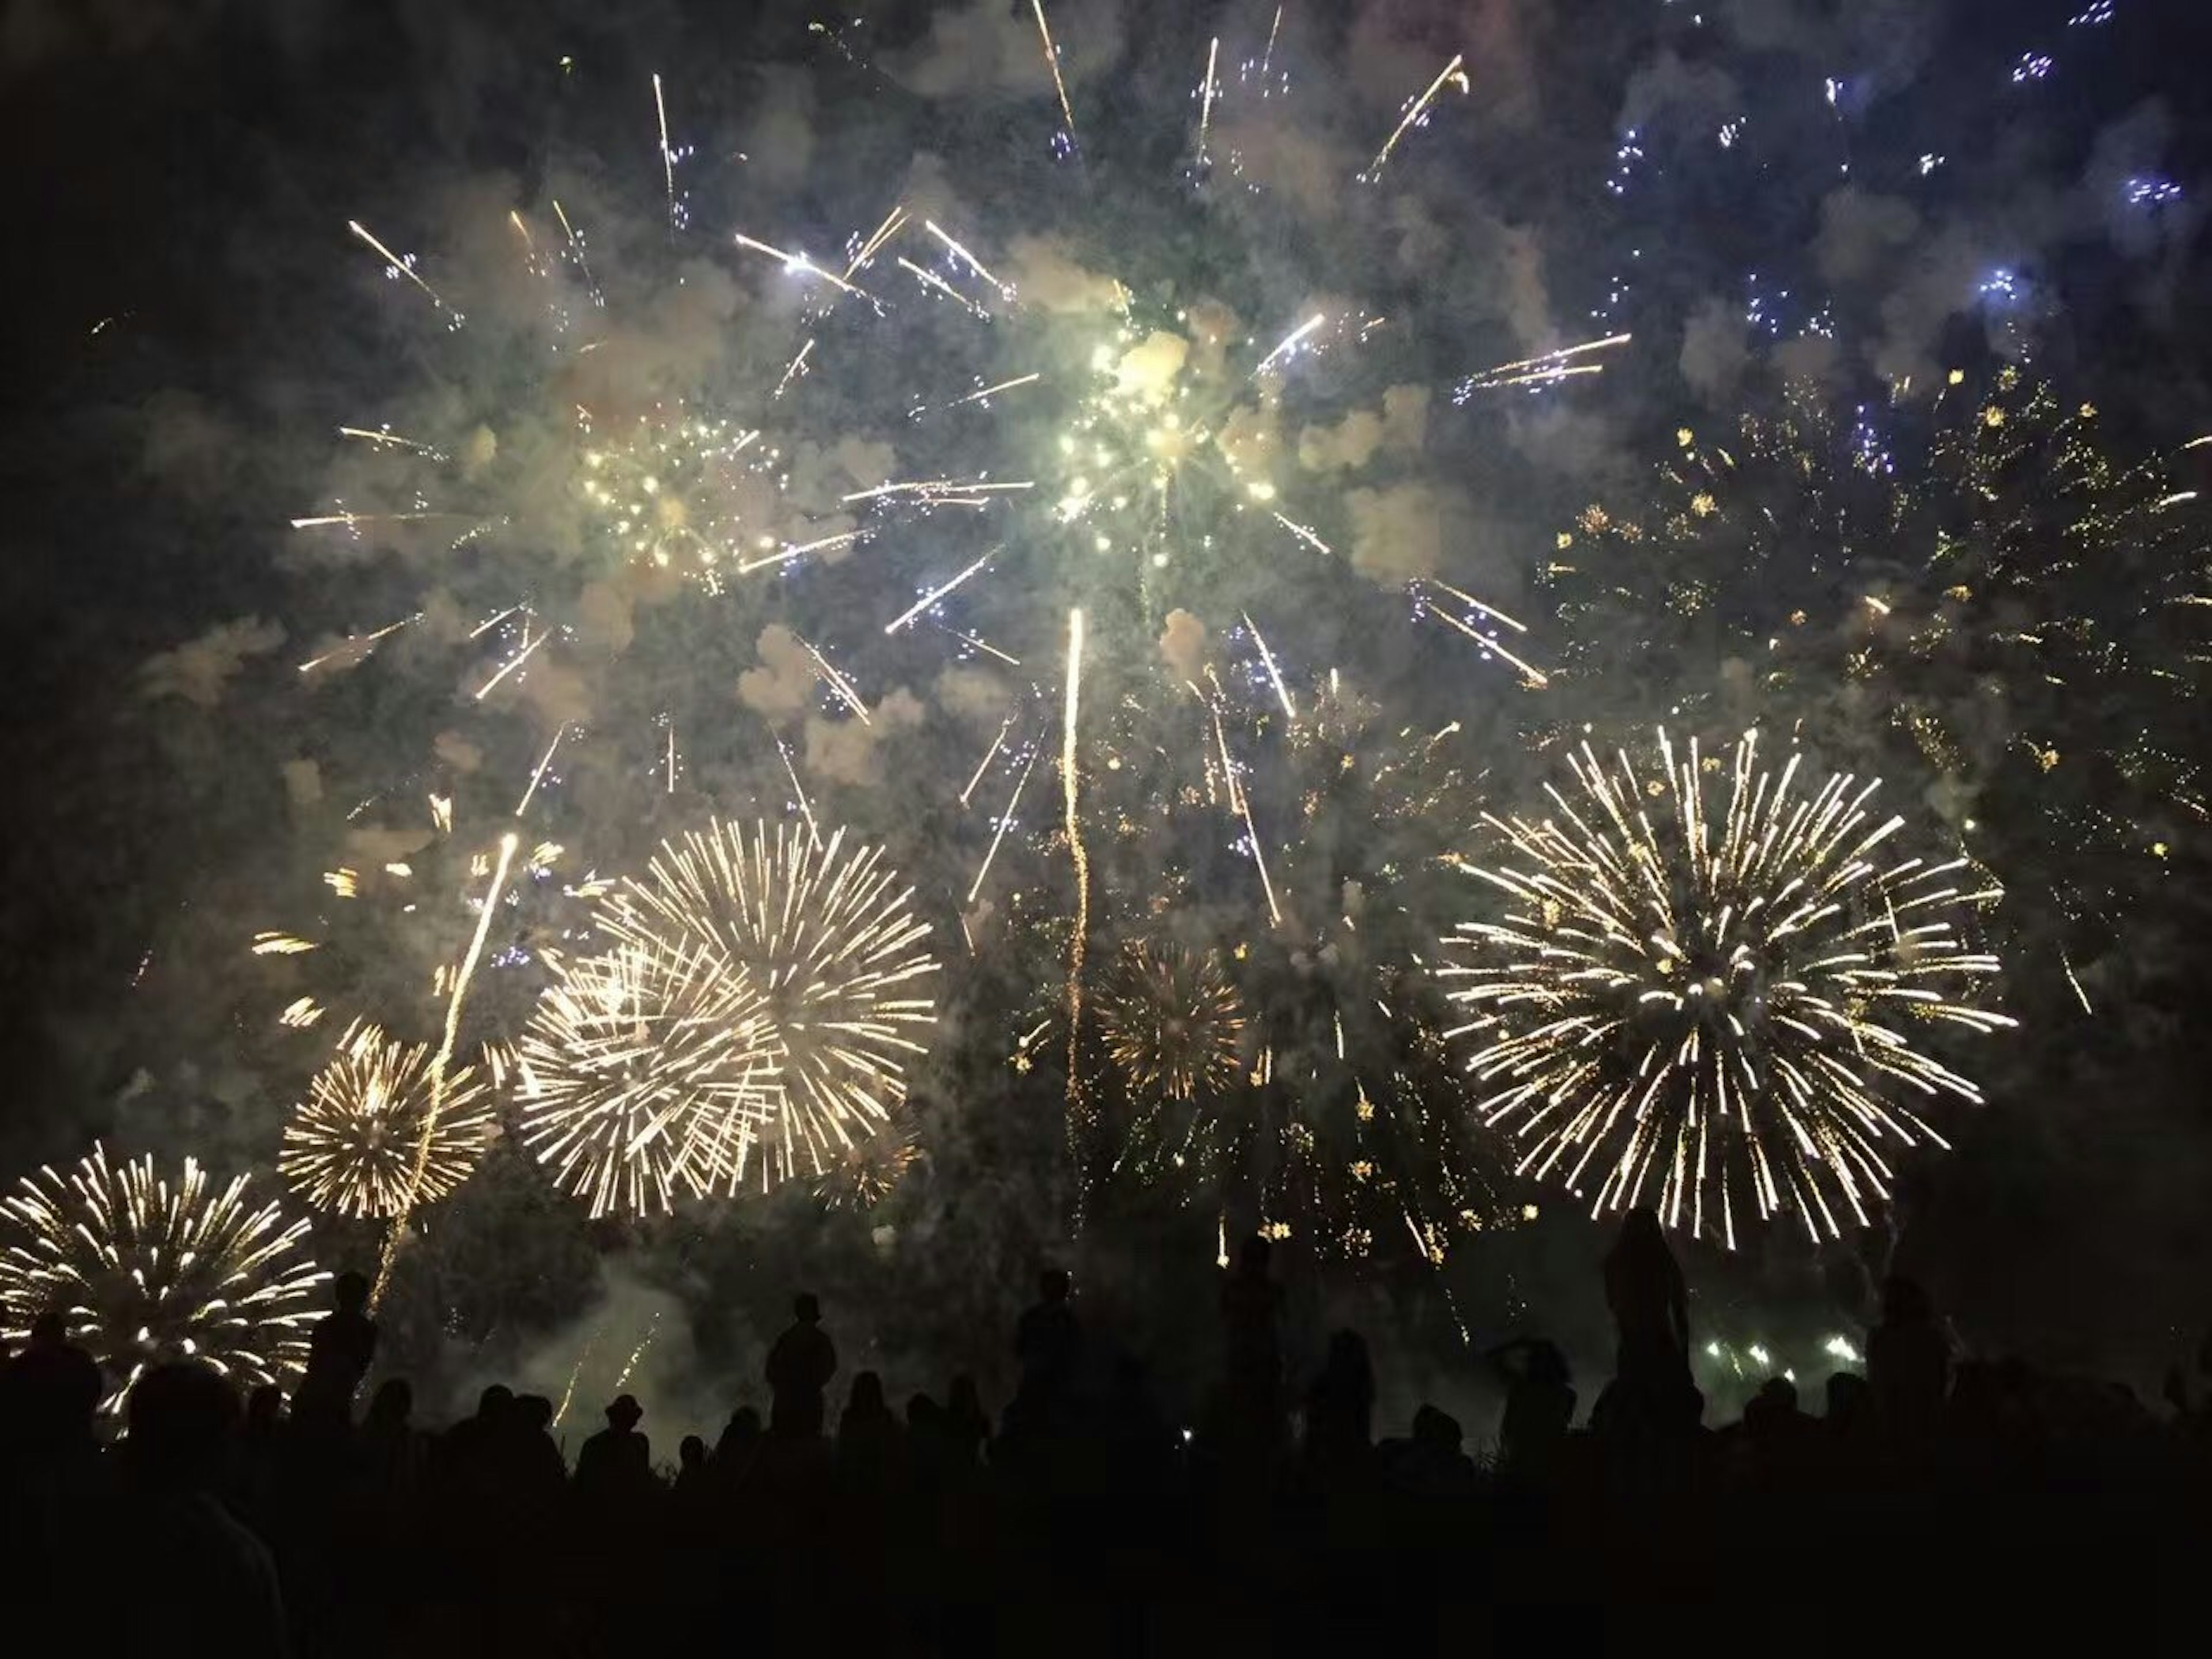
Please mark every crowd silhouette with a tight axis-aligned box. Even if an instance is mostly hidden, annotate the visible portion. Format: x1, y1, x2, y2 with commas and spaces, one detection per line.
3, 1210, 2207, 1651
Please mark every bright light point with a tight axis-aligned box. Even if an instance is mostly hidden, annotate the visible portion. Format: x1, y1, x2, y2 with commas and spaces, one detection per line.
1248, 481, 1277, 502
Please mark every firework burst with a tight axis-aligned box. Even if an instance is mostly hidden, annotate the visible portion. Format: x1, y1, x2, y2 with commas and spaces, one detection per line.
1082, 657, 1514, 1264
279, 1020, 497, 1217
1096, 941, 1248, 1103
516, 938, 783, 1218
597, 820, 940, 1194
812, 1108, 922, 1211
1545, 369, 2210, 952
1442, 728, 2017, 1248
0, 1145, 327, 1412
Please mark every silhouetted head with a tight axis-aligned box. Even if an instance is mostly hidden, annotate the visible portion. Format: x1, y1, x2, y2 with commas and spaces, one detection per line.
606, 1394, 643, 1430
1324, 1329, 1373, 1388
1825, 1370, 1870, 1423
245, 1384, 286, 1432
1881, 1275, 1933, 1327
127, 1362, 239, 1492
29, 1308, 69, 1347
1610, 1206, 1667, 1259
332, 1271, 370, 1315
1237, 1236, 1270, 1276
722, 1404, 762, 1443
848, 1370, 887, 1416
907, 1393, 940, 1430
1524, 1340, 1571, 1389
516, 1395, 554, 1433
948, 1375, 983, 1418
1039, 1267, 1071, 1304
477, 1384, 514, 1423
1412, 1404, 1463, 1450
679, 1434, 706, 1469
793, 1293, 821, 1325
1755, 1375, 1800, 1415
368, 1377, 412, 1426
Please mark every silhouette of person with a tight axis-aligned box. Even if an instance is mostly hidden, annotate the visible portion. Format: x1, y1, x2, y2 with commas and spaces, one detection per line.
574, 1394, 654, 1508
1604, 1207, 1688, 1386
1302, 1329, 1376, 1480
358, 1377, 424, 1508
944, 1375, 988, 1468
119, 1362, 289, 1659
837, 1370, 904, 1494
1014, 1268, 1083, 1399
766, 1293, 838, 1439
1868, 1275, 1950, 1444
715, 1403, 763, 1480
293, 1270, 377, 1434
1494, 1338, 1576, 1480
1219, 1237, 1285, 1457
0, 1308, 103, 1468
509, 1392, 568, 1502
672, 1433, 713, 1516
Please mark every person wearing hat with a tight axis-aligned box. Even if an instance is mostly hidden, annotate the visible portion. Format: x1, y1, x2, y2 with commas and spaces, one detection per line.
574, 1392, 654, 1508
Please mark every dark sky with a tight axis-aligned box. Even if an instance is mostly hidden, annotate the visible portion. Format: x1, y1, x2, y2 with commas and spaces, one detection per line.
3, 0, 2210, 1405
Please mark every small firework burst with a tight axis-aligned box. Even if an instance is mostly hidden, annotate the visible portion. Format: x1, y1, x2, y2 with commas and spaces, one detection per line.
279, 1020, 498, 1218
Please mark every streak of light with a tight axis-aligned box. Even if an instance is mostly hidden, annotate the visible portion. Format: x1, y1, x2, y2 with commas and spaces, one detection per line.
1196, 38, 1220, 162
950, 373, 1041, 408
298, 614, 419, 673
653, 74, 677, 230
1062, 608, 1092, 1211
898, 255, 994, 319
968, 749, 1039, 906
844, 205, 907, 279
886, 548, 996, 634
1032, 1, 1080, 142
515, 726, 567, 819
777, 736, 823, 850
934, 622, 1021, 665
551, 199, 597, 294
347, 219, 448, 309
732, 232, 876, 302
737, 528, 865, 574
1362, 55, 1468, 181
338, 427, 438, 455
474, 628, 547, 699
374, 832, 518, 1306
1255, 315, 1325, 377
775, 339, 815, 398
1261, 5, 1283, 77
842, 479, 1035, 503
1243, 612, 1298, 719
1211, 701, 1282, 926
1272, 513, 1334, 555
961, 718, 1016, 808
798, 635, 870, 722
923, 220, 1010, 294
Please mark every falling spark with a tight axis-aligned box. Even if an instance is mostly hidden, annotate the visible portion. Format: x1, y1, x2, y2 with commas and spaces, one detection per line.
797, 634, 870, 722
1255, 314, 1325, 377
1361, 55, 1468, 182
775, 736, 823, 851
1063, 608, 1093, 1208
653, 73, 677, 231
474, 627, 547, 699
373, 832, 520, 1305
774, 339, 816, 398
1032, 0, 1080, 143
732, 232, 876, 303
348, 219, 450, 310
515, 726, 566, 819
886, 548, 996, 634
969, 748, 1039, 905
962, 718, 1016, 807
923, 220, 1010, 294
1196, 38, 1221, 163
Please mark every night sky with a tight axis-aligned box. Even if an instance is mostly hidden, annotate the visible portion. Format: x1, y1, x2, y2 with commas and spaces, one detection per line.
3, 0, 2210, 1427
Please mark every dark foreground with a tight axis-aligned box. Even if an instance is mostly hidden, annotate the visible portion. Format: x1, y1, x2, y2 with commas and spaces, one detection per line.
5, 1222, 2207, 1653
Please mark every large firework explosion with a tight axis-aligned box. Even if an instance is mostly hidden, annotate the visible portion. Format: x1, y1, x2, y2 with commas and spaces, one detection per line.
279, 1019, 498, 1218
1441, 727, 2017, 1248
0, 1145, 327, 1412
1543, 369, 2211, 969
518, 820, 939, 1216
516, 937, 783, 1218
